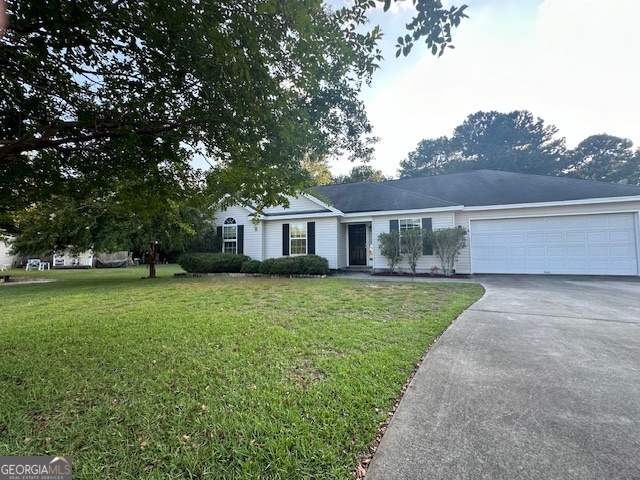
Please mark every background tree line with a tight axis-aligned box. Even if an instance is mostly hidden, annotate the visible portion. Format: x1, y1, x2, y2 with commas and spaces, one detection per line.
397, 110, 640, 184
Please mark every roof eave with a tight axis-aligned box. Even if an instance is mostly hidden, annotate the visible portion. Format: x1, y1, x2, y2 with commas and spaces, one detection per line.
462, 195, 640, 211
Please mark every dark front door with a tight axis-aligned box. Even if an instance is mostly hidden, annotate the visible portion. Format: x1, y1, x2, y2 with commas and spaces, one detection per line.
349, 224, 367, 266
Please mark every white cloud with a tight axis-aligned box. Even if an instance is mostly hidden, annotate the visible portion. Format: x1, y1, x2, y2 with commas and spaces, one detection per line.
332, 0, 640, 177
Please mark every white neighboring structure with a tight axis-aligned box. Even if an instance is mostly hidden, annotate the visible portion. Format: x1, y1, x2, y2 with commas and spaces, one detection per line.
0, 237, 19, 269
52, 249, 94, 267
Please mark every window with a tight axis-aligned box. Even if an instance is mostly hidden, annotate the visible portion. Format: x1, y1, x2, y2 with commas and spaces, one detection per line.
223, 217, 237, 253
399, 218, 421, 253
290, 222, 307, 255
399, 218, 421, 232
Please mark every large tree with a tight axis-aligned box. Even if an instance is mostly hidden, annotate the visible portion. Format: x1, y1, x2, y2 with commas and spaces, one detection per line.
1, 0, 468, 212
1, 0, 468, 264
334, 165, 390, 184
398, 136, 459, 178
398, 110, 567, 178
564, 134, 639, 184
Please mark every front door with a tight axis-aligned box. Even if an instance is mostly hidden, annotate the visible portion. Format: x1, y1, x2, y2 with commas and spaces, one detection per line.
348, 224, 367, 266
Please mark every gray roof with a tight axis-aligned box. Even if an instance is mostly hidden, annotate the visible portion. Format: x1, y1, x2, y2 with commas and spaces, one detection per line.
312, 170, 640, 213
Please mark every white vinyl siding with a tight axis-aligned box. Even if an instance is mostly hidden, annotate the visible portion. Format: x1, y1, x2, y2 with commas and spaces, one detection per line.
215, 205, 263, 260
262, 195, 326, 215
264, 217, 339, 268
372, 212, 455, 273
336, 222, 348, 269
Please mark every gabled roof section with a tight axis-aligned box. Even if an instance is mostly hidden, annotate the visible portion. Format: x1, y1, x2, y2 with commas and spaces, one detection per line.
388, 170, 640, 206
311, 170, 640, 213
312, 181, 460, 213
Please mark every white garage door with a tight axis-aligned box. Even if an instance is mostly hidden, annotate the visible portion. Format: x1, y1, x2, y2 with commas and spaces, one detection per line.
470, 213, 638, 275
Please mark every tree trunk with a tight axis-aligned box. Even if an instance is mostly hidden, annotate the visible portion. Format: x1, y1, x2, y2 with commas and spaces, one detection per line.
148, 243, 157, 279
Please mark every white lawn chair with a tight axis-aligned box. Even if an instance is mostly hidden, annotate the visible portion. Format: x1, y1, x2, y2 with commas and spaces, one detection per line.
26, 259, 41, 271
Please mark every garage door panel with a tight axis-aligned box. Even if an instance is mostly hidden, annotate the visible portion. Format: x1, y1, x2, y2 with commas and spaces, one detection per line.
528, 246, 546, 256
566, 218, 588, 228
471, 213, 637, 275
491, 246, 508, 257
567, 259, 588, 270
509, 234, 526, 244
567, 246, 587, 256
491, 234, 508, 244
588, 217, 608, 228
566, 232, 586, 243
508, 221, 526, 231
587, 231, 609, 243
546, 218, 567, 230
588, 245, 608, 256
610, 231, 633, 243
546, 233, 565, 244
547, 246, 566, 256
509, 259, 527, 269
611, 245, 634, 256
608, 216, 633, 228
528, 233, 545, 244
548, 259, 567, 269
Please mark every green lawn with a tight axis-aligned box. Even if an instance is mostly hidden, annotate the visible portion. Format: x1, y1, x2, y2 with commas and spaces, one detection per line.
0, 266, 483, 479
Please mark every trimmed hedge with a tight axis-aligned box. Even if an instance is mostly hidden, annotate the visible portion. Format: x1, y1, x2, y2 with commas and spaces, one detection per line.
177, 252, 250, 273
177, 253, 329, 275
240, 259, 261, 273
259, 255, 329, 276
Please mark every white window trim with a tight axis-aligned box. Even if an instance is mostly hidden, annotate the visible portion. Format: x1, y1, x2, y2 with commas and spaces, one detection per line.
223, 218, 237, 254
290, 222, 307, 256
399, 218, 422, 254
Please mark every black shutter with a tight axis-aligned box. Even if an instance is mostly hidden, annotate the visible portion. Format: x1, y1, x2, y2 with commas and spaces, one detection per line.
390, 220, 399, 232
216, 226, 223, 252
237, 225, 244, 255
422, 218, 433, 255
307, 222, 315, 255
282, 224, 290, 256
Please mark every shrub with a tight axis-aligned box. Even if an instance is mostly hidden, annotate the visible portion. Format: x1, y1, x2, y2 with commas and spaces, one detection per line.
259, 255, 329, 276
177, 252, 250, 273
400, 229, 425, 275
258, 258, 276, 275
378, 231, 402, 273
240, 259, 261, 273
425, 227, 467, 276
298, 255, 330, 275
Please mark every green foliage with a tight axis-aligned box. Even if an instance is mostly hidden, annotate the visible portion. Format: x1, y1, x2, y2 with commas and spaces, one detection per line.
184, 225, 222, 253
258, 255, 330, 275
400, 228, 425, 275
334, 165, 390, 184
398, 136, 459, 178
1, 0, 467, 223
425, 227, 467, 276
398, 110, 567, 178
177, 252, 250, 273
240, 259, 261, 274
301, 154, 334, 186
393, 2, 469, 58
378, 231, 403, 272
564, 134, 640, 184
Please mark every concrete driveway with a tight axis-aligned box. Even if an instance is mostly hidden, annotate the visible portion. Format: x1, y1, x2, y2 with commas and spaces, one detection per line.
365, 275, 640, 480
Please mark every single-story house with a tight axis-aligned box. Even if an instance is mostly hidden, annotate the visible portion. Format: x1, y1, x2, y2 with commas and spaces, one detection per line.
214, 170, 640, 276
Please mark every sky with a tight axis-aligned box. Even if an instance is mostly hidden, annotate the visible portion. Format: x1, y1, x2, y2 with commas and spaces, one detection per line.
330, 0, 640, 178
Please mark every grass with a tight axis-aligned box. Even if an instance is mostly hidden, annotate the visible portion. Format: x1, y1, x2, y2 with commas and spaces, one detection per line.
0, 266, 483, 479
